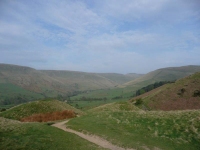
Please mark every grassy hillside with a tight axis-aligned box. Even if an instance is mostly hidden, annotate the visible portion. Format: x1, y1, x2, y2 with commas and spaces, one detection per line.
0, 99, 82, 120
0, 64, 73, 103
121, 65, 200, 89
41, 70, 118, 91
69, 65, 200, 110
68, 102, 200, 150
131, 72, 200, 111
0, 64, 141, 107
0, 117, 106, 150
0, 83, 44, 106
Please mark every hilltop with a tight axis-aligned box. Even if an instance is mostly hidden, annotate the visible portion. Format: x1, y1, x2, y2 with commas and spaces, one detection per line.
131, 72, 200, 110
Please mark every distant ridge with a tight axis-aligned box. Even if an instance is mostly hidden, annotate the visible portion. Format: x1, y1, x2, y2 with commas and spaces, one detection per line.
121, 65, 200, 89
1, 63, 200, 106
0, 63, 141, 105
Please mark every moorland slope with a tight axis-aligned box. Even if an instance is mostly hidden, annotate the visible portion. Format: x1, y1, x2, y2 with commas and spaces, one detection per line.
131, 72, 200, 110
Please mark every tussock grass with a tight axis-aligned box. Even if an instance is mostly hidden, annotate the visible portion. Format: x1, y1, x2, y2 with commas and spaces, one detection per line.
68, 103, 200, 150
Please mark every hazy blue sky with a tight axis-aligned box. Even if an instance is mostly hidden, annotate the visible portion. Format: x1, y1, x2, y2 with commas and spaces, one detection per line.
0, 0, 200, 73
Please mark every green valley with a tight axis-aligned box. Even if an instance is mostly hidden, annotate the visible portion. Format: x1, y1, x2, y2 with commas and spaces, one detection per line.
1, 64, 200, 150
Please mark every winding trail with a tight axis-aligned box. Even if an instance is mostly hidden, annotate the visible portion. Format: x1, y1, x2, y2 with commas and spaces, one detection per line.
52, 120, 134, 150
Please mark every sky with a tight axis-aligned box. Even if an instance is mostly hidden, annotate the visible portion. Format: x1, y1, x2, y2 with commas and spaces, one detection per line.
0, 0, 200, 74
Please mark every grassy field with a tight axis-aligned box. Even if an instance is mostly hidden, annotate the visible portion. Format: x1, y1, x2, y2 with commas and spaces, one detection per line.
0, 117, 106, 150
0, 83, 44, 105
69, 88, 135, 110
67, 102, 200, 150
0, 99, 82, 120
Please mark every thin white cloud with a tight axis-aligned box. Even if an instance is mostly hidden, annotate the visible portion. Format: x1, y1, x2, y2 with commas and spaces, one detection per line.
0, 0, 199, 73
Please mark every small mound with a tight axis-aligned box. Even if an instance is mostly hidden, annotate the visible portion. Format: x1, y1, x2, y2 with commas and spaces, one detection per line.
0, 99, 82, 120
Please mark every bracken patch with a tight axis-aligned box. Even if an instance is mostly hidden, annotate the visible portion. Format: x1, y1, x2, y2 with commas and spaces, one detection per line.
20, 110, 76, 122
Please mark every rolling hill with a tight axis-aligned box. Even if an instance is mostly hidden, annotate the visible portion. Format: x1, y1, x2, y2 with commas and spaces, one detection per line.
1, 63, 200, 108
131, 72, 200, 110
0, 63, 141, 106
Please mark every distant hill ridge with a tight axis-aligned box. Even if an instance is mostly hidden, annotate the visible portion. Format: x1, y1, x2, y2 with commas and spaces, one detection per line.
0, 63, 142, 88
121, 65, 200, 88
0, 63, 142, 105
1, 63, 200, 106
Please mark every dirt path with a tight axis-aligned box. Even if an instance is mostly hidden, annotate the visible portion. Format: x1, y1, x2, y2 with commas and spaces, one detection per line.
52, 120, 134, 150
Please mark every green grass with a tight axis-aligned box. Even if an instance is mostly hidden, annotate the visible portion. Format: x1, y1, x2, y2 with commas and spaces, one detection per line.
70, 88, 135, 110
67, 103, 200, 150
0, 83, 44, 103
70, 98, 132, 110
71, 88, 133, 100
0, 99, 82, 120
0, 117, 106, 150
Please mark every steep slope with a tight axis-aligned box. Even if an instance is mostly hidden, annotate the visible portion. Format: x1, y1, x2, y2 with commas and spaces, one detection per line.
41, 70, 117, 91
0, 64, 131, 94
0, 99, 82, 120
121, 65, 200, 89
131, 72, 200, 110
0, 64, 72, 95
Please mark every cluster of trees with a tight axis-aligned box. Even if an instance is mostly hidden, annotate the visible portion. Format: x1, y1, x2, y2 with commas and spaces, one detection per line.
135, 81, 175, 96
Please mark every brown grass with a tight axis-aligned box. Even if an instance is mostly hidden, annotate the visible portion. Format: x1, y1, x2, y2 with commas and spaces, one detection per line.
130, 72, 200, 111
20, 110, 76, 122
